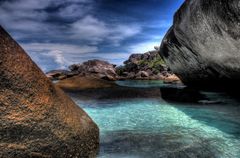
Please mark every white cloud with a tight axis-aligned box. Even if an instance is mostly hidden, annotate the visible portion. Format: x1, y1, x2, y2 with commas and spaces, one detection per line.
71, 15, 142, 45
129, 40, 162, 54
22, 43, 98, 69
0, 0, 141, 45
1, 0, 50, 10
22, 43, 97, 54
0, 0, 94, 34
85, 52, 130, 60
144, 20, 172, 29
108, 25, 142, 46
0, 0, 49, 21
0, 0, 162, 71
46, 50, 67, 69
71, 15, 109, 42
58, 3, 92, 19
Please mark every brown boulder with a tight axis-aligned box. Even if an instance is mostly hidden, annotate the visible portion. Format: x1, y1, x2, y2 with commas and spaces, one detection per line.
56, 75, 117, 91
0, 26, 99, 157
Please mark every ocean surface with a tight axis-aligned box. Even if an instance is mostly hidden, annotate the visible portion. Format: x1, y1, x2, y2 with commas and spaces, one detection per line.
69, 80, 240, 158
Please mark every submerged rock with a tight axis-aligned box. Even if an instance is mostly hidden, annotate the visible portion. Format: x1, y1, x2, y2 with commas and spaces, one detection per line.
160, 0, 240, 88
0, 26, 99, 157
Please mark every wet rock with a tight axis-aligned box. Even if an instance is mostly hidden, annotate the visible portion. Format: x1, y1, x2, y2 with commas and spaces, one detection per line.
160, 0, 240, 88
0, 26, 99, 157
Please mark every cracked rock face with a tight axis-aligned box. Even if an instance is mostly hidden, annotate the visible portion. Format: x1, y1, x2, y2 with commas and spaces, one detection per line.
0, 26, 99, 158
160, 0, 240, 88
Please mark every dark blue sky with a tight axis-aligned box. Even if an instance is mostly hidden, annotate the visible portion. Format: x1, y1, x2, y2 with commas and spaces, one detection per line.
0, 0, 184, 71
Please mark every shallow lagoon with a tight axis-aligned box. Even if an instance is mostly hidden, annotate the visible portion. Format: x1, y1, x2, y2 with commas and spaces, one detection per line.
69, 81, 240, 158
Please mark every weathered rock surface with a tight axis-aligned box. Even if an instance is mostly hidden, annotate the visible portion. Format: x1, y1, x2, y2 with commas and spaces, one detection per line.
160, 0, 240, 88
0, 26, 99, 157
56, 75, 117, 91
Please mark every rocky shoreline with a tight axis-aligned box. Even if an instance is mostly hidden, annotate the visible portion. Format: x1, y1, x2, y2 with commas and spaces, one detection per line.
46, 48, 181, 85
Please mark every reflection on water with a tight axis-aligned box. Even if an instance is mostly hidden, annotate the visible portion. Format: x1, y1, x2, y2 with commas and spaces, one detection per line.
69, 81, 240, 158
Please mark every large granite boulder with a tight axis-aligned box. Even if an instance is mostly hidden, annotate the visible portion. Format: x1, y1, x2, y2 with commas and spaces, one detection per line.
160, 0, 240, 88
0, 26, 99, 157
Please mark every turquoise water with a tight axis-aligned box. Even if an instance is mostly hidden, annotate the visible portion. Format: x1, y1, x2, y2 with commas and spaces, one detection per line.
115, 80, 185, 88
70, 81, 240, 158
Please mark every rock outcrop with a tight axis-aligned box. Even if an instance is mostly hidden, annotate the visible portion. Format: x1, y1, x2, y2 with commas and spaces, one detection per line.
0, 26, 99, 157
116, 49, 180, 82
47, 59, 118, 81
117, 50, 168, 77
160, 0, 240, 88
69, 59, 118, 81
46, 50, 180, 83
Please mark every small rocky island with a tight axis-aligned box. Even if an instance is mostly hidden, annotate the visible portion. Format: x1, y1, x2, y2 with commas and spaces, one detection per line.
0, 26, 99, 157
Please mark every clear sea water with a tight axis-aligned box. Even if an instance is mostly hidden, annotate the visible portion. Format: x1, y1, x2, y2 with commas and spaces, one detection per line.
69, 81, 240, 158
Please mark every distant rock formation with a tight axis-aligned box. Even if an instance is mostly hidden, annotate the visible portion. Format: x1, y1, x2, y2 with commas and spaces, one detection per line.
116, 50, 180, 82
47, 59, 118, 81
160, 0, 240, 88
122, 50, 167, 74
47, 51, 180, 83
0, 26, 99, 157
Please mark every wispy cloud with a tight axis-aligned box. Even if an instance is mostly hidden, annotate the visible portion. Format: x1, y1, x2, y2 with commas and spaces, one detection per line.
129, 40, 162, 54
22, 43, 98, 70
71, 15, 141, 45
0, 0, 142, 70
